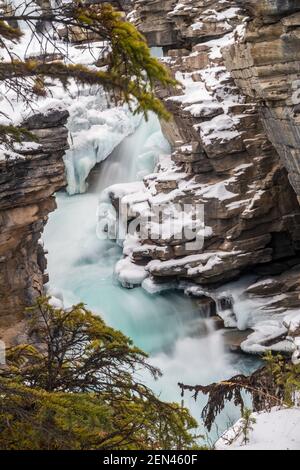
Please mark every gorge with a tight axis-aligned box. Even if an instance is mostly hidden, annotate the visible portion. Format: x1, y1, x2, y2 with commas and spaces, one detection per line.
44, 112, 260, 439
1, 0, 300, 449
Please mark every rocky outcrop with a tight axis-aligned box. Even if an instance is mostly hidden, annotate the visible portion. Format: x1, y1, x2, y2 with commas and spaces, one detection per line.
130, 0, 178, 47
121, 0, 300, 288
0, 108, 68, 345
224, 0, 300, 202
105, 0, 300, 354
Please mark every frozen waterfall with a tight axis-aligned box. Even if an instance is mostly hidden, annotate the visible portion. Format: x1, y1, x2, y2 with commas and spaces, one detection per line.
64, 95, 143, 195
45, 113, 259, 441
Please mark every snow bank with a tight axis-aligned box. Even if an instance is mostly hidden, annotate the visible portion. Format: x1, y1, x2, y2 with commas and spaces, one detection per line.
216, 408, 300, 450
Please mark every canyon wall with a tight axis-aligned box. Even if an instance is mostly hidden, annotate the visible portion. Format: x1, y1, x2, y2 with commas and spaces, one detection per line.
1, 0, 300, 352
124, 0, 300, 285
111, 0, 300, 352
224, 0, 300, 202
0, 109, 68, 344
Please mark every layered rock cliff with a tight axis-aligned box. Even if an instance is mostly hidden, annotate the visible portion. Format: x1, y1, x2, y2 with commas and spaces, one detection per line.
0, 108, 68, 345
224, 0, 300, 202
111, 0, 300, 353
121, 0, 300, 284
1, 0, 300, 354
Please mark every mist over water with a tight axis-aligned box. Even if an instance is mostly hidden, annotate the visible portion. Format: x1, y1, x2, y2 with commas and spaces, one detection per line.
45, 115, 259, 442
94, 111, 170, 190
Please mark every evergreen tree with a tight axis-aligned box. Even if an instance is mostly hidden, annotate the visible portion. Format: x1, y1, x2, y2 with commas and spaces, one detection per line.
179, 351, 300, 432
0, 1, 176, 147
0, 298, 199, 450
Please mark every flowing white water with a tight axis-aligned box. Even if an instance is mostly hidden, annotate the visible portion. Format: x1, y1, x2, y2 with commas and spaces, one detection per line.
45, 115, 259, 442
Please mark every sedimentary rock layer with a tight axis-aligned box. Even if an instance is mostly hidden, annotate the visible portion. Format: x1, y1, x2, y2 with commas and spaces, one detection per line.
0, 108, 68, 344
224, 0, 300, 201
122, 0, 300, 287
108, 0, 300, 353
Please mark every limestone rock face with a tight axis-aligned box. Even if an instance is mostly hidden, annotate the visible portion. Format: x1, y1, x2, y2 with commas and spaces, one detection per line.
130, 0, 178, 47
0, 109, 68, 344
124, 0, 300, 288
132, 0, 243, 47
224, 0, 300, 202
239, 0, 300, 20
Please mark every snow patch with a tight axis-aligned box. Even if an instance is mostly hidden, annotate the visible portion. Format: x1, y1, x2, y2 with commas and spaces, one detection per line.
216, 408, 300, 450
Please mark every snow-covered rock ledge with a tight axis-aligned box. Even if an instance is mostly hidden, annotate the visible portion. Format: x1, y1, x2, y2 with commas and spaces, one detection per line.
104, 166, 300, 356
110, 0, 300, 357
128, 0, 300, 290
